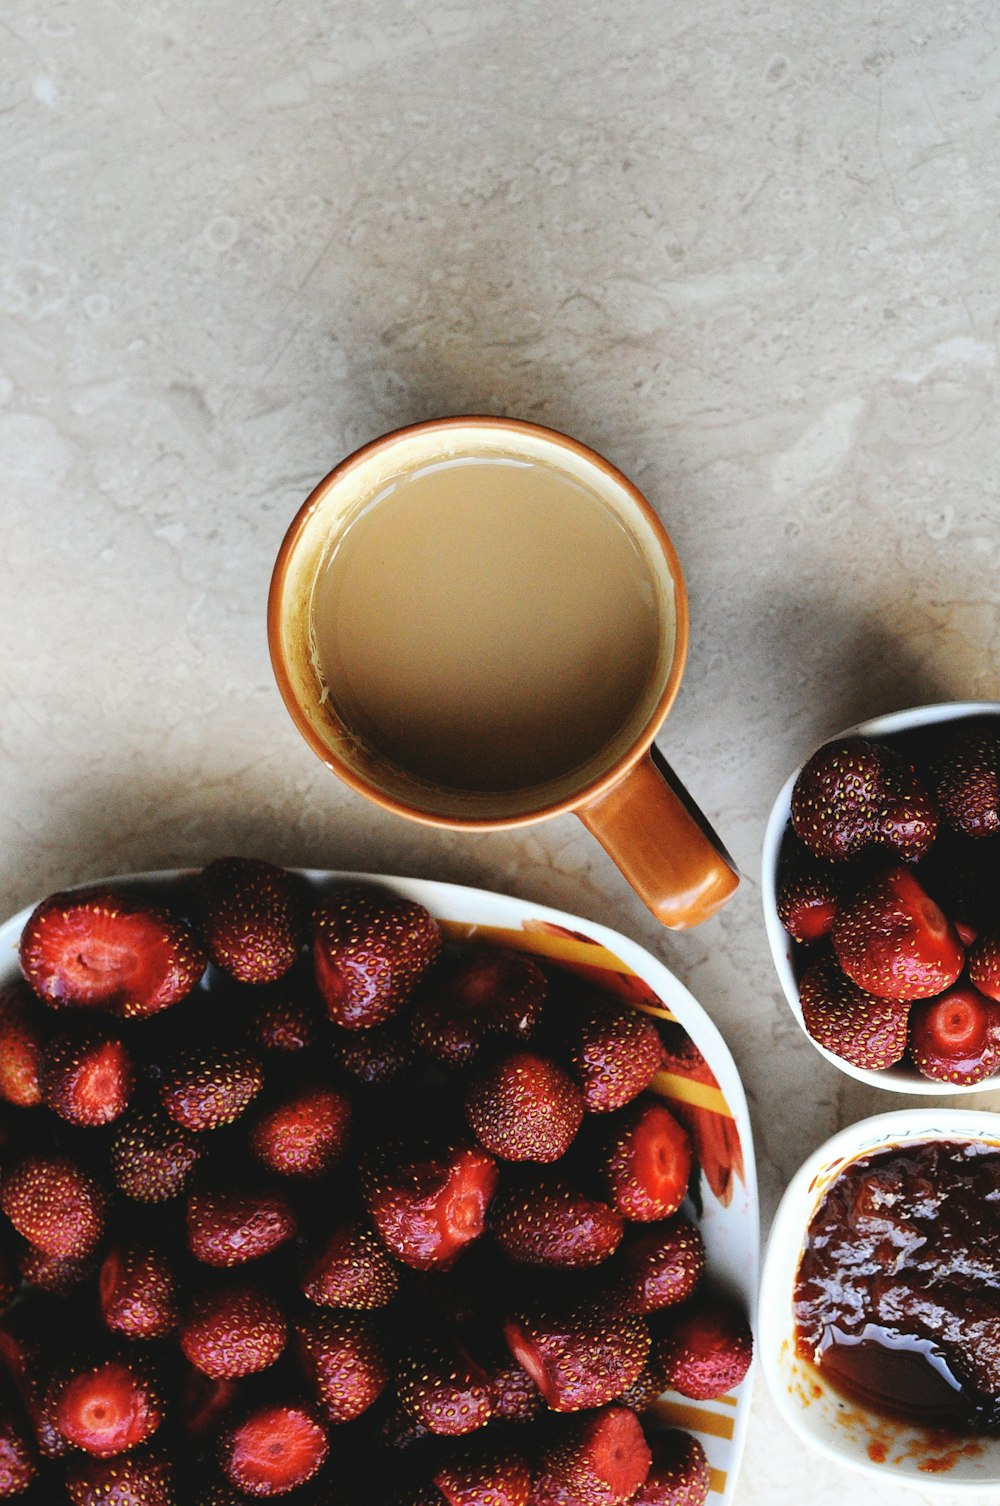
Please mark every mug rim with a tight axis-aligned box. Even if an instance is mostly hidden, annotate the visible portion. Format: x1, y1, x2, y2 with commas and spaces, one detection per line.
267, 415, 691, 830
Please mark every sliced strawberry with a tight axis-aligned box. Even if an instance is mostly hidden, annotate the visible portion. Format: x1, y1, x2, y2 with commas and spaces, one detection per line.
250, 1085, 351, 1178
197, 857, 306, 985
219, 1401, 329, 1496
411, 948, 546, 1070
252, 978, 319, 1054
970, 925, 1000, 1001
180, 1280, 287, 1379
566, 1003, 663, 1113
365, 1144, 498, 1271
313, 886, 441, 1029
295, 1311, 389, 1423
159, 1046, 264, 1131
397, 1340, 494, 1436
48, 1356, 163, 1457
19, 888, 205, 1017
504, 1303, 649, 1412
300, 1221, 398, 1309
633, 1429, 711, 1506
799, 952, 910, 1070
336, 1017, 415, 1085
0, 1405, 37, 1495
534, 1405, 652, 1506
618, 1216, 706, 1314
0, 984, 46, 1107
1, 1156, 105, 1259
602, 1100, 691, 1222
434, 1443, 531, 1506
99, 1244, 178, 1338
465, 1052, 583, 1163
909, 984, 1000, 1085
65, 1449, 174, 1506
41, 1026, 135, 1126
491, 1178, 623, 1268
775, 843, 840, 942
656, 1297, 753, 1400
111, 1105, 202, 1202
832, 866, 964, 1001
186, 1184, 297, 1267
931, 731, 1000, 838
791, 737, 938, 863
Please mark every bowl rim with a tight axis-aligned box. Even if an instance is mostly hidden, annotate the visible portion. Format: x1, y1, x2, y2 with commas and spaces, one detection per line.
759, 1106, 1000, 1491
760, 700, 1000, 1095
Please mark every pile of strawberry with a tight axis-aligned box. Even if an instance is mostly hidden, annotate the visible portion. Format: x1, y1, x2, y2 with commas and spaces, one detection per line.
777, 719, 1000, 1083
0, 861, 751, 1505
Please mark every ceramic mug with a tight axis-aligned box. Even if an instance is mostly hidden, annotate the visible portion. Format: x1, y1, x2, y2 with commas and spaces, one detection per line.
267, 416, 738, 928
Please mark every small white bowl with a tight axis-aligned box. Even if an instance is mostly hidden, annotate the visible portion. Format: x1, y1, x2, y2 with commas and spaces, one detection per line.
761, 701, 1000, 1094
760, 1108, 1000, 1492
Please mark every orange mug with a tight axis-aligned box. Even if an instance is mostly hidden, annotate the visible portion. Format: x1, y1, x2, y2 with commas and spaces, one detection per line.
268, 417, 738, 928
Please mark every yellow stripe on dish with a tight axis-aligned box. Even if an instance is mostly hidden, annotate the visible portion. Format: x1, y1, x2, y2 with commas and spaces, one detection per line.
709, 1467, 727, 1495
646, 1400, 736, 1440
626, 1000, 679, 1023
439, 920, 638, 975
652, 1070, 732, 1119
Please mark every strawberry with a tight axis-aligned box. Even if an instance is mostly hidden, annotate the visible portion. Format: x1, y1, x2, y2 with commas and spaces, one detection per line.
0, 1406, 36, 1495
1, 1156, 105, 1259
337, 1017, 415, 1085
601, 1100, 691, 1223
775, 843, 839, 943
799, 953, 910, 1069
484, 1350, 544, 1423
832, 865, 964, 1001
40, 1026, 135, 1126
434, 1444, 531, 1506
633, 1429, 710, 1506
565, 1003, 663, 1113
19, 888, 205, 1017
491, 1179, 623, 1268
252, 979, 319, 1054
909, 984, 1000, 1085
396, 1340, 494, 1436
180, 1280, 287, 1379
250, 1085, 351, 1178
111, 1105, 202, 1202
219, 1401, 329, 1496
465, 1052, 583, 1163
197, 857, 306, 985
18, 1244, 94, 1295
178, 1371, 239, 1440
504, 1302, 649, 1411
790, 737, 938, 863
65, 1450, 174, 1506
365, 1144, 498, 1271
46, 1355, 163, 1456
533, 1404, 652, 1506
300, 1221, 398, 1309
0, 984, 45, 1107
186, 1184, 298, 1267
159, 1046, 264, 1131
656, 1297, 753, 1400
931, 730, 1000, 838
619, 1347, 670, 1412
313, 886, 441, 1029
970, 925, 1000, 1001
618, 1217, 706, 1315
99, 1244, 178, 1338
295, 1311, 389, 1423
411, 949, 547, 1070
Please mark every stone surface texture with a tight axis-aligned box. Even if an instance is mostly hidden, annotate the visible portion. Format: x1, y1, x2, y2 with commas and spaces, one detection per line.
3, 2, 1000, 1502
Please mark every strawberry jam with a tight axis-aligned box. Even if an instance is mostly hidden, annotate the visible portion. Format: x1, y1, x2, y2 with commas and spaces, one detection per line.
795, 1139, 1000, 1433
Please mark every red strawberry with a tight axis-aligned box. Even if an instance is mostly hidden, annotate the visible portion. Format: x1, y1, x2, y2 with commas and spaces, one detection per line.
492, 1179, 623, 1268
832, 866, 964, 1001
198, 857, 306, 985
313, 886, 441, 1029
790, 737, 938, 863
337, 1017, 415, 1085
397, 1341, 494, 1436
365, 1145, 498, 1271
180, 1281, 287, 1379
435, 1444, 531, 1506
909, 984, 1000, 1085
656, 1297, 753, 1400
533, 1405, 652, 1506
970, 926, 1000, 1001
300, 1221, 398, 1309
219, 1401, 329, 1496
65, 1450, 174, 1506
186, 1185, 297, 1267
619, 1347, 670, 1412
0, 1406, 36, 1495
775, 844, 839, 942
47, 1356, 163, 1456
19, 888, 205, 1017
295, 1311, 389, 1423
602, 1100, 691, 1223
504, 1303, 649, 1412
633, 1429, 710, 1506
40, 1026, 135, 1126
18, 1244, 94, 1295
252, 979, 319, 1054
484, 1351, 544, 1423
465, 1052, 583, 1163
931, 731, 1000, 838
799, 953, 909, 1070
250, 1085, 351, 1178
111, 1105, 201, 1202
99, 1244, 178, 1338
159, 1047, 264, 1131
566, 1003, 662, 1113
618, 1217, 706, 1315
411, 948, 547, 1070
178, 1371, 239, 1440
0, 985, 45, 1107
1, 1156, 105, 1259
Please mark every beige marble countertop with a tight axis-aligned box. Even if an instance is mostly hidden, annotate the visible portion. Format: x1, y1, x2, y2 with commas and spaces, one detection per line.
4, 2, 1000, 1501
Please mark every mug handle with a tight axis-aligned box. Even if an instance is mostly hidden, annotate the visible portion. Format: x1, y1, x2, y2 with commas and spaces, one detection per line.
577, 744, 739, 928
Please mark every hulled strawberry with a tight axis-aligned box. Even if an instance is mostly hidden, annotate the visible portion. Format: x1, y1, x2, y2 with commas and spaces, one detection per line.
799, 953, 910, 1070
313, 886, 441, 1029
19, 888, 205, 1017
186, 1184, 298, 1267
365, 1144, 498, 1271
159, 1047, 264, 1131
504, 1302, 649, 1411
533, 1405, 652, 1506
250, 1085, 351, 1178
832, 866, 964, 1001
65, 1450, 174, 1506
40, 1026, 135, 1126
930, 730, 1000, 838
0, 984, 45, 1107
656, 1297, 753, 1400
601, 1100, 691, 1222
565, 1002, 663, 1113
618, 1217, 706, 1314
0, 1406, 37, 1495
434, 1444, 531, 1506
411, 948, 547, 1070
300, 1221, 398, 1309
46, 1355, 163, 1457
397, 1340, 494, 1436
99, 1244, 178, 1339
790, 737, 938, 863
180, 1280, 287, 1379
198, 857, 306, 985
909, 984, 1000, 1085
633, 1429, 710, 1506
1, 1156, 105, 1259
111, 1105, 202, 1202
465, 1052, 583, 1163
295, 1311, 389, 1423
218, 1401, 329, 1497
491, 1178, 623, 1268
775, 843, 840, 943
